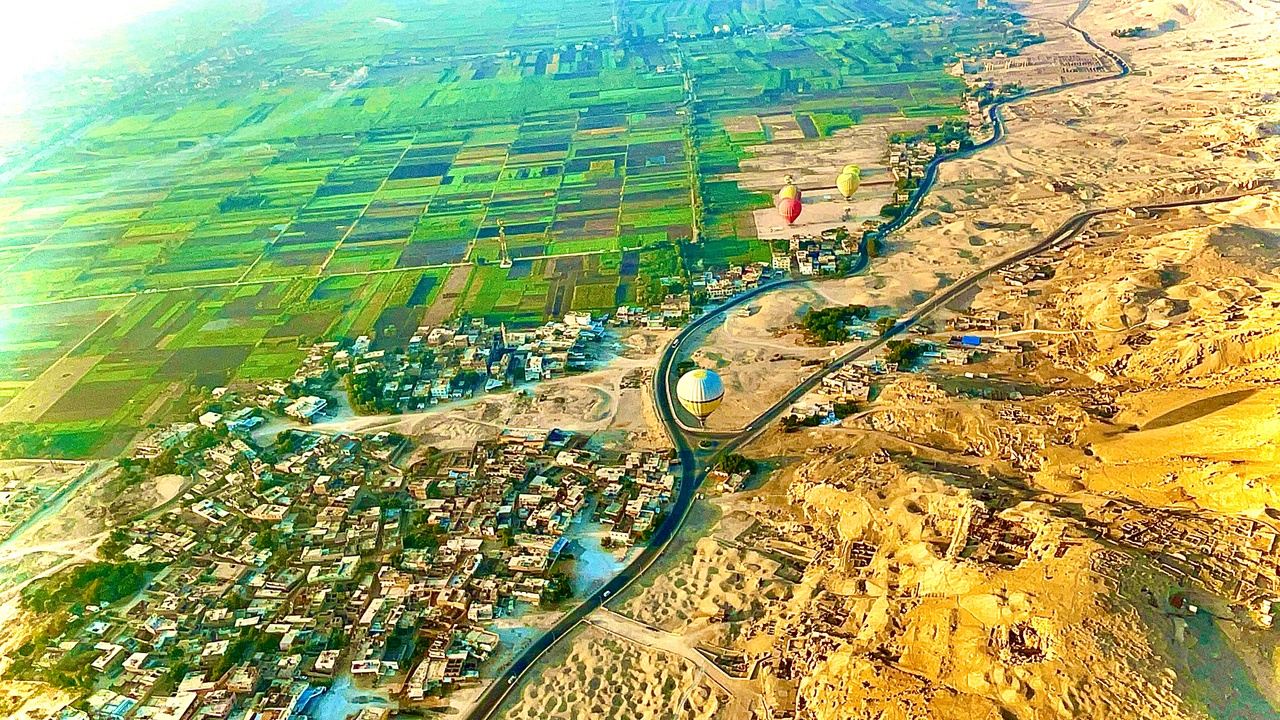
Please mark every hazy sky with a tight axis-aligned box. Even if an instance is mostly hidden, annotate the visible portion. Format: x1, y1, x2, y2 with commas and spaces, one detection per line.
0, 0, 177, 110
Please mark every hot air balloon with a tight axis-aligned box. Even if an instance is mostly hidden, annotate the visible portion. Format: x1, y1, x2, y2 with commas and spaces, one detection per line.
778, 196, 802, 224
836, 165, 861, 200
776, 179, 803, 224
676, 368, 724, 426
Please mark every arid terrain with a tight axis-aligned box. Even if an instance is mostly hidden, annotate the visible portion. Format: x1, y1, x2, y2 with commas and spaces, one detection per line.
500, 626, 732, 720
498, 0, 1280, 716
678, 0, 1280, 434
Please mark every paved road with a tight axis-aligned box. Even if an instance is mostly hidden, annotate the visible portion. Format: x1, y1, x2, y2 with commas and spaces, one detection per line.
689, 190, 1268, 453
460, 273, 765, 718
659, 1, 1131, 437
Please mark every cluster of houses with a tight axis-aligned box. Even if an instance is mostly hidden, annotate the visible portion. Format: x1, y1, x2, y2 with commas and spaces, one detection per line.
995, 253, 1058, 291
1093, 502, 1280, 628
784, 365, 874, 425
31, 396, 680, 718
338, 313, 605, 412
33, 430, 416, 720
771, 230, 860, 277
0, 463, 83, 541
229, 313, 607, 420
947, 308, 1022, 334
614, 295, 691, 329
614, 262, 783, 324
695, 263, 774, 300
963, 96, 987, 134
780, 336, 1022, 425
887, 140, 940, 205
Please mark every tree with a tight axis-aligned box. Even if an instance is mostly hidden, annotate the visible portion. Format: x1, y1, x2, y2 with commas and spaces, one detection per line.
885, 340, 928, 368
253, 528, 282, 550
100, 528, 132, 561
542, 571, 573, 605
718, 453, 757, 476
833, 401, 861, 418
403, 522, 444, 550
801, 305, 871, 343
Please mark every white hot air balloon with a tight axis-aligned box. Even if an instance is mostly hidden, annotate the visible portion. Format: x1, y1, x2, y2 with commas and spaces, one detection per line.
676, 368, 724, 426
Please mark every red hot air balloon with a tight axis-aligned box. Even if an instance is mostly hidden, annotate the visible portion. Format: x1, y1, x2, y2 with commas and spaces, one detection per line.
778, 178, 798, 222
775, 177, 802, 224
778, 196, 802, 224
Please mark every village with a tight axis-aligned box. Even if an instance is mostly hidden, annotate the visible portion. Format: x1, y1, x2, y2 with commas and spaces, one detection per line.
17, 392, 681, 720
236, 312, 613, 422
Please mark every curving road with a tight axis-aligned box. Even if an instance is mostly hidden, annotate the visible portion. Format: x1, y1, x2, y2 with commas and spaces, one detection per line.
678, 191, 1268, 454
463, 5, 1140, 719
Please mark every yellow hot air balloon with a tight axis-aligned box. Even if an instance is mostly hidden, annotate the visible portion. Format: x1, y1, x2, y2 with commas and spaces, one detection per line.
836, 165, 861, 200
676, 368, 724, 425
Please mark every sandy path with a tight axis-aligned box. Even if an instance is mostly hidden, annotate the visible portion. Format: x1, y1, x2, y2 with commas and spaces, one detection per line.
500, 626, 732, 720
586, 607, 757, 718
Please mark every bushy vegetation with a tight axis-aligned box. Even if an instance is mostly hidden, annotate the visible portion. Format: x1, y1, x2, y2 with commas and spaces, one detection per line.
0, 423, 55, 459
801, 305, 871, 343
542, 570, 573, 605
781, 413, 822, 430
970, 81, 1025, 105
891, 117, 974, 151
1111, 26, 1146, 38
884, 340, 928, 368
403, 521, 446, 550
21, 561, 151, 614
718, 453, 757, 476
880, 202, 907, 218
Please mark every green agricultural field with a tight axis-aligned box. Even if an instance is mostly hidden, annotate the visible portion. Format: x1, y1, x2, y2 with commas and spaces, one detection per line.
0, 0, 1034, 456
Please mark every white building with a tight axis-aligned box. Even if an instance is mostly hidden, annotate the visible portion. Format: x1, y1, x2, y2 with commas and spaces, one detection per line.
284, 396, 327, 422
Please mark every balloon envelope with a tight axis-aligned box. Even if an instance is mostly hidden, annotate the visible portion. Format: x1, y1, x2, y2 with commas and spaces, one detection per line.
778, 196, 802, 224
676, 368, 724, 422
841, 164, 861, 176
778, 184, 801, 201
836, 172, 860, 199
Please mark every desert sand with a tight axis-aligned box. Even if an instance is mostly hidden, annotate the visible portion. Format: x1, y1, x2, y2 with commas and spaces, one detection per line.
519, 0, 1280, 717
679, 285, 861, 430
499, 626, 732, 720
